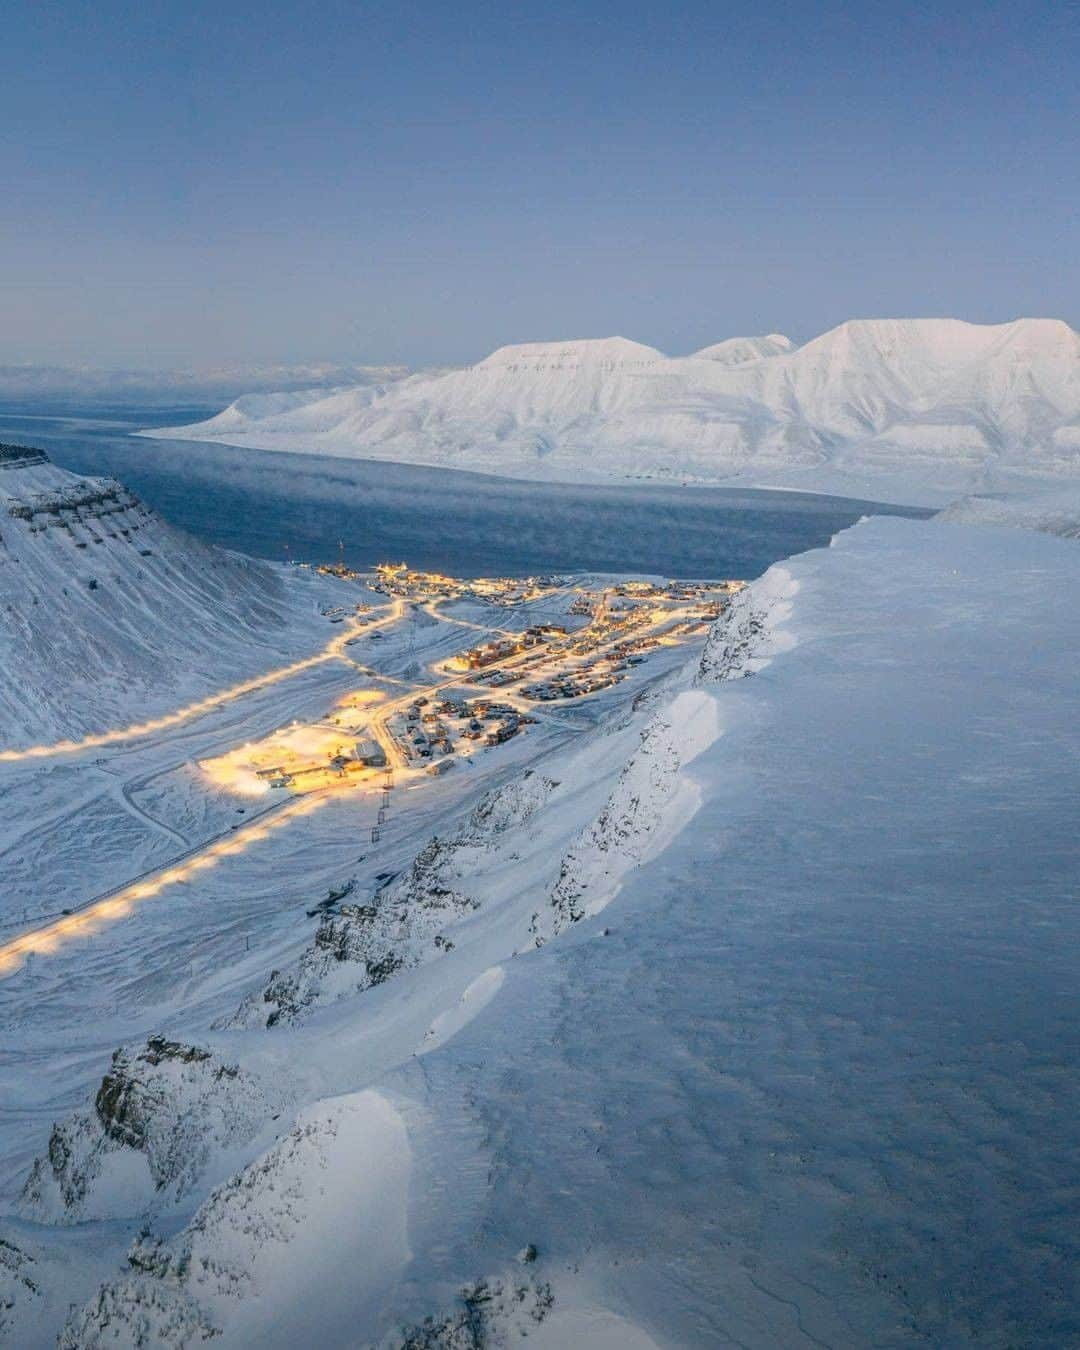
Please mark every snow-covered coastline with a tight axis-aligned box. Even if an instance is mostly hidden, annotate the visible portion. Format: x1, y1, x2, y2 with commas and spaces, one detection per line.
143, 318, 1080, 508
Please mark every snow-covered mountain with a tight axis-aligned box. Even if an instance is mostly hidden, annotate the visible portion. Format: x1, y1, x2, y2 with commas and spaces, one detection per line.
145, 318, 1080, 504
691, 332, 794, 364
0, 446, 330, 746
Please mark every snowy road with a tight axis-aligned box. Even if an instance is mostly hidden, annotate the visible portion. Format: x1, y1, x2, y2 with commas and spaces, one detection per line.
0, 575, 703, 1227
0, 597, 405, 763
0, 579, 701, 973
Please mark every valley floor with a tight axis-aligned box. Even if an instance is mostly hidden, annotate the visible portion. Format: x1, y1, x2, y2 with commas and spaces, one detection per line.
2, 515, 1078, 1347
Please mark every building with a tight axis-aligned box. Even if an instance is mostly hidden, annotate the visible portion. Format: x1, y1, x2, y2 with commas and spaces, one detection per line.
465, 638, 518, 669
352, 739, 387, 768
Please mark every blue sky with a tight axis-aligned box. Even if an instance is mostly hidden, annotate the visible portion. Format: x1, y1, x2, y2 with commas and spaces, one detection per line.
2, 0, 1077, 368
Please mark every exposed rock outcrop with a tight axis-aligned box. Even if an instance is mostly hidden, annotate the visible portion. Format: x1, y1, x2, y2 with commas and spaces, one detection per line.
21, 1036, 286, 1223
225, 772, 559, 1029
533, 691, 719, 943
695, 566, 796, 684
0, 1236, 41, 1336
380, 1274, 555, 1349
61, 1092, 409, 1347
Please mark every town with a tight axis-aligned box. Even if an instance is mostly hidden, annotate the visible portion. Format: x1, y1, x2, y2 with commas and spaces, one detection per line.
200, 563, 744, 800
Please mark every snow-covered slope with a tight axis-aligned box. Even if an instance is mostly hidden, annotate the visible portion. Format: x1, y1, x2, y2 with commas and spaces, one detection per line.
937, 484, 1080, 539
0, 447, 331, 746
224, 771, 560, 1031
145, 318, 1080, 504
10, 510, 1076, 1348
20, 1036, 291, 1225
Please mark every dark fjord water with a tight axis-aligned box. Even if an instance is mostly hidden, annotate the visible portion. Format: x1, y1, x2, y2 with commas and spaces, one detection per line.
0, 407, 929, 578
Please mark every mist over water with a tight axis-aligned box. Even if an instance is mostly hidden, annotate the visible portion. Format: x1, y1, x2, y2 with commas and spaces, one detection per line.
0, 407, 928, 578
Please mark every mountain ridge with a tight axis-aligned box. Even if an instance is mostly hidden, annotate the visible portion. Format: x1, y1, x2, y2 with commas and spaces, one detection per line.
144, 317, 1080, 505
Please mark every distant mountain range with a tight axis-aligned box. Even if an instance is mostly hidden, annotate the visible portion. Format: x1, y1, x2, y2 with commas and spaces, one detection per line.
145, 319, 1080, 505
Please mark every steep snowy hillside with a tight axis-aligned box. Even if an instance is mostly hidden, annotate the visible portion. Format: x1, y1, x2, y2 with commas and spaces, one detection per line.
146, 318, 1080, 504
8, 512, 1077, 1348
0, 446, 332, 746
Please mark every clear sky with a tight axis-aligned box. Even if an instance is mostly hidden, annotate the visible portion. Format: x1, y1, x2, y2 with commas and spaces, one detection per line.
2, 0, 1077, 369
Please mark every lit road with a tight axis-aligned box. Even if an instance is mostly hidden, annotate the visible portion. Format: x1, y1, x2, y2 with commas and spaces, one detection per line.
0, 579, 716, 976
0, 598, 404, 763
0, 790, 342, 977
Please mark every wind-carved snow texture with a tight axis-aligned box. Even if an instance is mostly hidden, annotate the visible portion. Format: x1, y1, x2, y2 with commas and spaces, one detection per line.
15, 516, 1080, 1348
0, 452, 321, 745
20, 1036, 287, 1224
149, 319, 1080, 501
938, 486, 1080, 540
60, 1091, 412, 1349
226, 772, 560, 1029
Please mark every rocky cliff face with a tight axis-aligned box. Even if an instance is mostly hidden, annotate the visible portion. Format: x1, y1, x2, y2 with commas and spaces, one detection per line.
59, 1253, 218, 1350
226, 772, 560, 1029
531, 565, 799, 943
695, 564, 798, 685
60, 1091, 412, 1348
224, 848, 479, 1031
533, 691, 719, 943
382, 1272, 555, 1349
0, 1236, 41, 1338
21, 1036, 287, 1224
64, 1229, 554, 1350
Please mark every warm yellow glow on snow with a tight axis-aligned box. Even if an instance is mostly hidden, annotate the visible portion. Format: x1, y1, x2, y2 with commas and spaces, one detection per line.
0, 570, 734, 980
0, 600, 402, 763
335, 689, 385, 710
0, 792, 329, 978
200, 721, 365, 796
